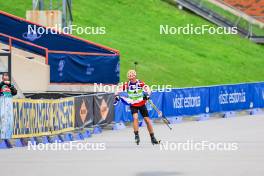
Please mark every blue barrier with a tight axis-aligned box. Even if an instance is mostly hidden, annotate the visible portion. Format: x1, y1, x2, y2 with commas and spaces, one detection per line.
76, 133, 85, 140
30, 137, 39, 145
42, 136, 51, 144
0, 139, 12, 149
163, 87, 209, 117
82, 130, 92, 138
64, 133, 74, 142
209, 83, 251, 113
251, 82, 264, 108
51, 135, 64, 143
114, 82, 264, 122
114, 91, 163, 123
93, 126, 102, 134
114, 92, 133, 123
15, 138, 27, 147
148, 91, 164, 118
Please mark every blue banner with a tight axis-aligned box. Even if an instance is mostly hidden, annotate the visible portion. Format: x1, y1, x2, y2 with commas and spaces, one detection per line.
114, 82, 264, 122
114, 92, 133, 123
251, 82, 264, 108
163, 88, 209, 117
49, 53, 120, 84
0, 11, 120, 84
114, 91, 163, 122
209, 84, 251, 112
0, 12, 114, 54
147, 91, 163, 118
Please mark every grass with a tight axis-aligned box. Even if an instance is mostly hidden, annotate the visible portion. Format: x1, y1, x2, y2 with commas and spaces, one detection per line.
0, 0, 264, 87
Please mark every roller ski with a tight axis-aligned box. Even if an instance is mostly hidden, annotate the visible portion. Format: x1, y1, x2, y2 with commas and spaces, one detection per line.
150, 134, 160, 145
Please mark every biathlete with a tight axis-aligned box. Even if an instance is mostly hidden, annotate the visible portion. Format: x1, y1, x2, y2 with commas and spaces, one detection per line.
115, 70, 160, 145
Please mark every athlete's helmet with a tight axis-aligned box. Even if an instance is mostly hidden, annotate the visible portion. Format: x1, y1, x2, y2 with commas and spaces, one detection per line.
127, 70, 137, 79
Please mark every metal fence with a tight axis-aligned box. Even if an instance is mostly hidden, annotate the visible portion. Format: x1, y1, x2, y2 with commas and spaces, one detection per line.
186, 0, 264, 37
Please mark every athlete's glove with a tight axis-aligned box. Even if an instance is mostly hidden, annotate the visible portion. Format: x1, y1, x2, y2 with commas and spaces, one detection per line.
115, 95, 120, 101
113, 95, 120, 106
143, 94, 150, 100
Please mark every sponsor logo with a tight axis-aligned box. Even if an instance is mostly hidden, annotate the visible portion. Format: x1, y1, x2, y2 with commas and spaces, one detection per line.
22, 31, 42, 41
100, 99, 109, 120
173, 95, 201, 109
115, 62, 120, 78
86, 64, 94, 75
58, 59, 65, 77
80, 99, 88, 123
219, 90, 246, 104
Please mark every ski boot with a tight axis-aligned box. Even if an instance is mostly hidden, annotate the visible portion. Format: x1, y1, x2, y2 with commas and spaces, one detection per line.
135, 134, 140, 145
150, 134, 160, 145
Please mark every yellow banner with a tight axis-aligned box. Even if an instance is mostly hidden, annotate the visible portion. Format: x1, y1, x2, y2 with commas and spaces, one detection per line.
12, 97, 75, 138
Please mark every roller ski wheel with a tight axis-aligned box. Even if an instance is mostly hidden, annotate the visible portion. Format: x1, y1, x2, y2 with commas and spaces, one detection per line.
135, 135, 140, 145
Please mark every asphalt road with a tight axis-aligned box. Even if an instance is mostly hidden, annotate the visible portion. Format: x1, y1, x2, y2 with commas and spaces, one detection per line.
0, 115, 264, 176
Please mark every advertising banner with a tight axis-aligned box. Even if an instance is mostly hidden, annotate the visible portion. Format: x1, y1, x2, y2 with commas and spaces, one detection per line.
93, 93, 115, 125
163, 88, 209, 117
114, 92, 133, 123
147, 91, 164, 119
114, 91, 163, 122
12, 97, 75, 138
74, 95, 94, 128
49, 54, 120, 84
251, 82, 264, 108
209, 84, 251, 112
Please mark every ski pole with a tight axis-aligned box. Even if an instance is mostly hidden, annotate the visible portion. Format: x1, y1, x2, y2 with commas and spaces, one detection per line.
148, 99, 172, 130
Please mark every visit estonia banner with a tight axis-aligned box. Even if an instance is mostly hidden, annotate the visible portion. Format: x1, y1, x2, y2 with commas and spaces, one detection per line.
209, 84, 251, 113
163, 88, 209, 117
